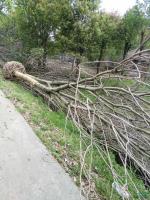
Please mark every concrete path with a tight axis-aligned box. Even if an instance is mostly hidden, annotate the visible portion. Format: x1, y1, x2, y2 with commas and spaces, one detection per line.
0, 90, 83, 200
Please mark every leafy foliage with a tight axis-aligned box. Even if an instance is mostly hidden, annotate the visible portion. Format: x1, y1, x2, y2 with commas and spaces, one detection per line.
0, 0, 149, 66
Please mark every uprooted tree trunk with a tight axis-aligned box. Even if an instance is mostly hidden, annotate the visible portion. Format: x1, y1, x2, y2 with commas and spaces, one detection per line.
3, 50, 150, 188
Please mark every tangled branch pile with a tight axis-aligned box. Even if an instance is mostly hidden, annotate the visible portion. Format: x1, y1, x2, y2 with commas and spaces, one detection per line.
3, 50, 150, 188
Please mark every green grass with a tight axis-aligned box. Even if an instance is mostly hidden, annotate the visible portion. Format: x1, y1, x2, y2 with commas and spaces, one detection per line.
80, 78, 136, 101
101, 78, 135, 87
0, 70, 150, 200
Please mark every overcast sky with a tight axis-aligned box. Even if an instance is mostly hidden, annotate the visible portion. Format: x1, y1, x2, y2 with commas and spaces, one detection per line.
101, 0, 142, 15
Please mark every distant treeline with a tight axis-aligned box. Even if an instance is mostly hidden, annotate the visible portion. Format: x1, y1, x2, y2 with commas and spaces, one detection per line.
0, 0, 150, 71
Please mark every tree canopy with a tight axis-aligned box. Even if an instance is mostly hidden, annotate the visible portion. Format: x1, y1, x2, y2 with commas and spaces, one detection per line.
0, 0, 149, 69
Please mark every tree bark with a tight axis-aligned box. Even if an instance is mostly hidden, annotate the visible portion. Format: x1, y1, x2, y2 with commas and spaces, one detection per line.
123, 41, 131, 59
41, 34, 48, 68
140, 31, 145, 51
97, 41, 106, 74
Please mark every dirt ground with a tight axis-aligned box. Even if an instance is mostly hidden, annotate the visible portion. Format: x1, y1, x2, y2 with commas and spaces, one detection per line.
29, 59, 98, 81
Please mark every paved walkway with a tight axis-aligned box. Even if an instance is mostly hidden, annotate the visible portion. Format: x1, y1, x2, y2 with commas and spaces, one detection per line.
0, 90, 83, 200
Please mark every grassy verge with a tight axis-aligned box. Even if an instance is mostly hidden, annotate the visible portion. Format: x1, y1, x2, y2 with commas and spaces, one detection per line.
0, 70, 149, 200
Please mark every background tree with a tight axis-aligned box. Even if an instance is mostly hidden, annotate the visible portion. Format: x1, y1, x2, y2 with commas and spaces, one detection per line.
14, 0, 61, 66
138, 0, 150, 17
1, 0, 149, 68
0, 0, 5, 13
137, 0, 150, 49
86, 12, 120, 73
56, 0, 99, 58
118, 6, 146, 59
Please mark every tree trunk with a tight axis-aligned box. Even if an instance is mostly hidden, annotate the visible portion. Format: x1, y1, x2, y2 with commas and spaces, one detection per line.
75, 58, 80, 78
140, 31, 145, 51
123, 41, 131, 59
41, 35, 48, 68
42, 47, 47, 68
97, 41, 106, 74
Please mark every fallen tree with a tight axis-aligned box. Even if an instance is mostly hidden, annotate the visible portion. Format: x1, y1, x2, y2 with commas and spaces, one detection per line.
2, 50, 150, 196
